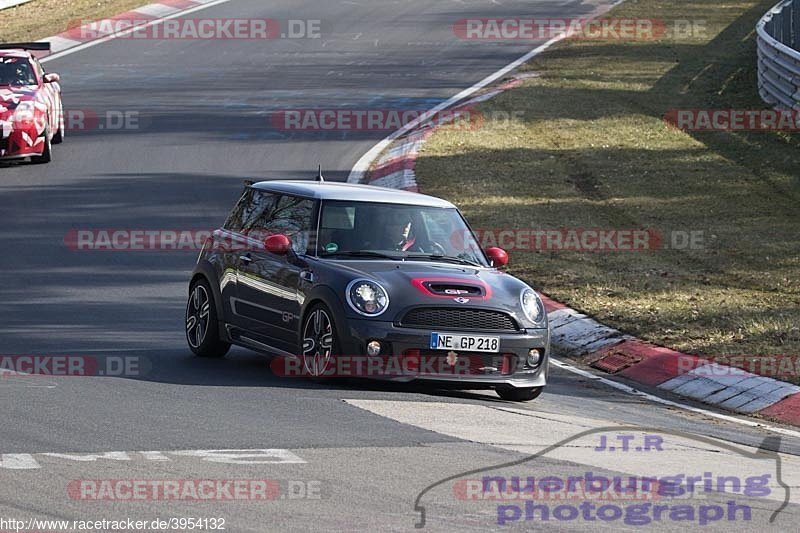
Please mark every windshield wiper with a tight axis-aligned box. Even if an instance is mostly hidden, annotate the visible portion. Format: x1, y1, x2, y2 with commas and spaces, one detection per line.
321, 250, 402, 260
404, 253, 482, 267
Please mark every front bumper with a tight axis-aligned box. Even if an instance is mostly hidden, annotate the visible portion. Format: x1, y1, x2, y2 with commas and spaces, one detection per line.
0, 122, 45, 159
339, 319, 550, 388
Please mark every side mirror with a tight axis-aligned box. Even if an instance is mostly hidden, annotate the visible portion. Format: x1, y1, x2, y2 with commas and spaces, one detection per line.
485, 246, 508, 267
43, 73, 60, 83
264, 234, 291, 255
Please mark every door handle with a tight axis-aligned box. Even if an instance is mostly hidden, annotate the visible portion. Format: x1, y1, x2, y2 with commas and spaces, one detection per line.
239, 254, 252, 264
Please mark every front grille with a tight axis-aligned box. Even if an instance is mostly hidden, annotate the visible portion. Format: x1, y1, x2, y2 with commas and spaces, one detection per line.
400, 307, 519, 332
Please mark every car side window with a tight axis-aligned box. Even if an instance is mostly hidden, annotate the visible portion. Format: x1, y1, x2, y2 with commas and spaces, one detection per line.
223, 189, 277, 235
256, 195, 315, 254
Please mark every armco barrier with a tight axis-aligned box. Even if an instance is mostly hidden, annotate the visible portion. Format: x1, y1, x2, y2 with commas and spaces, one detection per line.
757, 0, 800, 110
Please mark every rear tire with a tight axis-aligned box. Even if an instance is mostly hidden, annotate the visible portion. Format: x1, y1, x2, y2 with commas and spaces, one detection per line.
186, 278, 230, 358
496, 386, 543, 402
52, 113, 64, 144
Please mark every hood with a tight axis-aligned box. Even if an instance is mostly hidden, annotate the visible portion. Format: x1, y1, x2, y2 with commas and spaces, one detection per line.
316, 258, 534, 320
0, 87, 37, 105
0, 87, 39, 117
363, 261, 524, 301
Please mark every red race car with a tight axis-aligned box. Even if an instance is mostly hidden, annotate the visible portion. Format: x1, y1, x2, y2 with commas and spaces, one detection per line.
0, 43, 63, 164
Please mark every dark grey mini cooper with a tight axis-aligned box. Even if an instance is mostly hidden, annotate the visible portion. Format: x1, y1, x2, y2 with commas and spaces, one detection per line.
185, 179, 550, 401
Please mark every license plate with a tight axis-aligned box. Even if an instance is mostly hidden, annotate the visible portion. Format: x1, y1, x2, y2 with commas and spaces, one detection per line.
429, 332, 500, 353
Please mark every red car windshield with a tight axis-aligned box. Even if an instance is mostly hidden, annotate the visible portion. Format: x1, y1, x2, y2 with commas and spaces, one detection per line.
0, 57, 37, 87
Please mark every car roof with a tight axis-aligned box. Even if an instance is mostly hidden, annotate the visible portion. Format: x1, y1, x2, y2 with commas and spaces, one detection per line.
250, 180, 455, 208
0, 50, 32, 59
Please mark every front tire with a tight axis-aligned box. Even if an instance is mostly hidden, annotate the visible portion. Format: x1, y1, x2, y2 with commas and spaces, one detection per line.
186, 279, 230, 358
496, 386, 543, 402
32, 128, 52, 164
301, 303, 339, 378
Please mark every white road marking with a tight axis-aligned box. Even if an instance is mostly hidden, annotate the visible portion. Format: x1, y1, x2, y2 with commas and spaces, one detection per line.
0, 454, 41, 470
0, 449, 305, 470
43, 451, 131, 462
0, 0, 32, 11
0, 369, 57, 388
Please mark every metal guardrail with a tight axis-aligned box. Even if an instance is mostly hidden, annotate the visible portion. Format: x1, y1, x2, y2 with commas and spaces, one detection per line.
757, 0, 800, 110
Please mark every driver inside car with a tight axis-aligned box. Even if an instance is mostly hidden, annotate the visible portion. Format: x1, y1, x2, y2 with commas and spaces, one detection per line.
383, 213, 416, 252
380, 211, 416, 251
0, 60, 36, 86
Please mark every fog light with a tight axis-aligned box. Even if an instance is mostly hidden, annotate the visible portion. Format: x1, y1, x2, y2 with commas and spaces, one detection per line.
367, 340, 382, 356
526, 349, 542, 367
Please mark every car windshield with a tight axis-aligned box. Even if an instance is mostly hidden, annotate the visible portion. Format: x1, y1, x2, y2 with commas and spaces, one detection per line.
317, 200, 488, 266
0, 58, 36, 86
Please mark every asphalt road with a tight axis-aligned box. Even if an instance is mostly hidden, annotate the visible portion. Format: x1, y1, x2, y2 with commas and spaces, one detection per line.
1, 0, 799, 531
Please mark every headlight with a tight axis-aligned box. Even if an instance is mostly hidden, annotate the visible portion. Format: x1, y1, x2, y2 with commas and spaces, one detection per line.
346, 279, 389, 317
520, 288, 545, 325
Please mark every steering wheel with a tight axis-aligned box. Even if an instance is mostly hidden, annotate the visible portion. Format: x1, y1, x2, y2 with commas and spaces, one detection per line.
429, 241, 446, 255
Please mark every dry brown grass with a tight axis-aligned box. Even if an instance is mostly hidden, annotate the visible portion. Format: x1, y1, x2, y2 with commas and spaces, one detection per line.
417, 0, 800, 376
1, 0, 147, 43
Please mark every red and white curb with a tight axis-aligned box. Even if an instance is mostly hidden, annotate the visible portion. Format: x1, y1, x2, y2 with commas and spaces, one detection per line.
357, 76, 800, 428
36, 0, 223, 56
540, 297, 800, 420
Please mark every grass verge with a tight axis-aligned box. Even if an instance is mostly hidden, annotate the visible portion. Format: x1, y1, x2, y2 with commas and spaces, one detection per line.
417, 0, 800, 376
1, 0, 148, 43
